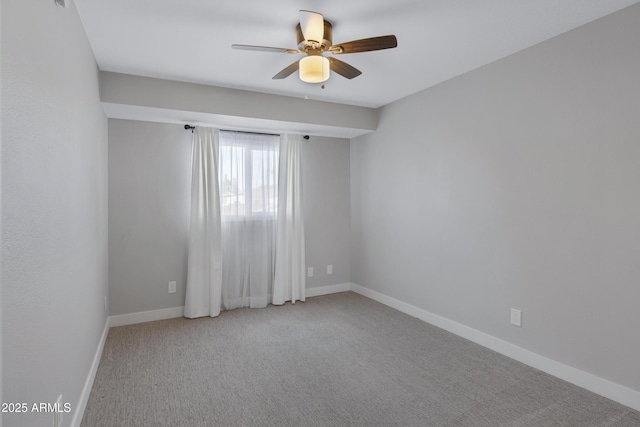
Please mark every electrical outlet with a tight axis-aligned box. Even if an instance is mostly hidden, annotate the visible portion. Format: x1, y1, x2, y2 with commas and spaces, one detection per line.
103, 296, 107, 313
510, 308, 522, 327
307, 267, 314, 278
327, 264, 333, 275
168, 281, 177, 294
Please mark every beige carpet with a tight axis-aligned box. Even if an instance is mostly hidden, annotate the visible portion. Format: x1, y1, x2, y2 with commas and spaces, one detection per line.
81, 292, 640, 426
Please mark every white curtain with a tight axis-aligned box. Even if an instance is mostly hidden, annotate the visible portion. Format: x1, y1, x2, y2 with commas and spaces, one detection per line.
185, 127, 223, 318
273, 134, 306, 305
218, 131, 280, 310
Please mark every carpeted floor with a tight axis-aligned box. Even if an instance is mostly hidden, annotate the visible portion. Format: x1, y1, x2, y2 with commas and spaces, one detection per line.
81, 292, 640, 426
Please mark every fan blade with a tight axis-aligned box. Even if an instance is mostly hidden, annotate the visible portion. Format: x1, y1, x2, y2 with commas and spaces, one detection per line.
272, 61, 300, 79
232, 44, 300, 54
329, 35, 397, 54
299, 10, 324, 42
328, 57, 362, 79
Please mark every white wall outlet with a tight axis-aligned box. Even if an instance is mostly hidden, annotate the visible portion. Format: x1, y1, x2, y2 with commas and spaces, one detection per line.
307, 267, 314, 278
327, 264, 333, 275
103, 296, 107, 313
168, 281, 177, 294
510, 308, 522, 327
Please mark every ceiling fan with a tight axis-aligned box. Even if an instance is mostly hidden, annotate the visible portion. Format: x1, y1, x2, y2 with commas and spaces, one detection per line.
232, 10, 397, 83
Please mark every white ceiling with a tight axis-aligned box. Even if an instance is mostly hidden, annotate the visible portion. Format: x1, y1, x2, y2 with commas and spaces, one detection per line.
75, 0, 639, 108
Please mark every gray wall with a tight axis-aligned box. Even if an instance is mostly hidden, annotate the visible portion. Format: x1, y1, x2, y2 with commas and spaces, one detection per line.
1, 1, 109, 426
0, 2, 4, 414
108, 121, 191, 315
108, 119, 350, 315
302, 136, 351, 288
351, 4, 640, 393
1, 0, 3, 413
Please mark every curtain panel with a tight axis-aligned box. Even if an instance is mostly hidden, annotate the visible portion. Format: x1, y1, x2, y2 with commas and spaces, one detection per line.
273, 134, 306, 305
184, 127, 223, 318
218, 131, 280, 310
185, 129, 305, 318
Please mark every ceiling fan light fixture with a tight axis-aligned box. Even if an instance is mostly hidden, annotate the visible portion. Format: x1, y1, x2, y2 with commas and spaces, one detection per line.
299, 10, 325, 43
299, 56, 330, 83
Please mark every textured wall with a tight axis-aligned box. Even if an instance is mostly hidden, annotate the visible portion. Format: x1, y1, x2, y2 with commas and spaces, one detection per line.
108, 120, 350, 315
302, 136, 351, 289
0, 0, 3, 414
108, 120, 191, 315
1, 1, 108, 426
351, 5, 640, 393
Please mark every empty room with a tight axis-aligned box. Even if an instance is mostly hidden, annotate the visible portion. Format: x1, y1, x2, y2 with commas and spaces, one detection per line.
2, 0, 640, 426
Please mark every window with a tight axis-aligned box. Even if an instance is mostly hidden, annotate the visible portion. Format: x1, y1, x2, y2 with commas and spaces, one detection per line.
218, 131, 279, 219
217, 130, 280, 310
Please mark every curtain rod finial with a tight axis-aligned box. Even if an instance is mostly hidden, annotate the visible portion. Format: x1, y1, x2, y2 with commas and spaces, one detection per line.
303, 135, 310, 140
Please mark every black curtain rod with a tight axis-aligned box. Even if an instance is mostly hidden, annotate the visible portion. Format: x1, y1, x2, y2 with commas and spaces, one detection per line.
184, 124, 309, 140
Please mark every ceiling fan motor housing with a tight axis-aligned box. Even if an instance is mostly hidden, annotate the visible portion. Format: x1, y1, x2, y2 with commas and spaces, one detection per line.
296, 20, 333, 52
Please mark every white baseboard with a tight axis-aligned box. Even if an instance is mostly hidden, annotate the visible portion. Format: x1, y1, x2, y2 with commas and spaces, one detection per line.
108, 306, 184, 327
306, 282, 352, 298
70, 319, 109, 427
350, 283, 640, 412
107, 283, 351, 327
